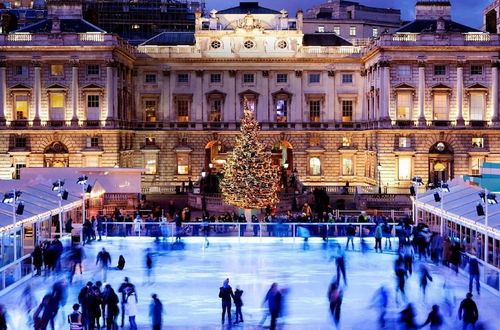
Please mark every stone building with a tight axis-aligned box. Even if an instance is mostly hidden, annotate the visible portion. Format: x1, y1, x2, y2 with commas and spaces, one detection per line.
0, 0, 499, 195
303, 0, 402, 45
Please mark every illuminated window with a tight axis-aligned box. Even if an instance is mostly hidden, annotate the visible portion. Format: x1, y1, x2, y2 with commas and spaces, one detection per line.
87, 65, 99, 76
210, 73, 221, 83
177, 99, 189, 122
372, 28, 378, 37
50, 64, 64, 76
145, 137, 156, 146
144, 153, 157, 174
276, 99, 288, 122
333, 26, 340, 35
398, 65, 411, 77
342, 137, 351, 147
145, 73, 157, 84
342, 100, 353, 122
398, 137, 411, 148
342, 157, 353, 176
317, 25, 325, 33
49, 93, 65, 120
398, 157, 411, 180
433, 94, 448, 120
349, 26, 356, 36
243, 73, 255, 84
309, 157, 321, 175
471, 137, 484, 148
177, 154, 189, 175
276, 73, 288, 84
14, 95, 28, 120
397, 92, 412, 120
309, 100, 321, 122
471, 157, 484, 176
144, 99, 157, 122
210, 99, 222, 121
86, 94, 100, 120
469, 93, 484, 121
308, 73, 320, 83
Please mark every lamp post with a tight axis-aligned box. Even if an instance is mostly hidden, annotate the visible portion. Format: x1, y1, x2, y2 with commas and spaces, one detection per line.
411, 176, 424, 225
377, 162, 382, 194
477, 189, 497, 261
52, 179, 65, 238
438, 181, 450, 236
2, 190, 23, 261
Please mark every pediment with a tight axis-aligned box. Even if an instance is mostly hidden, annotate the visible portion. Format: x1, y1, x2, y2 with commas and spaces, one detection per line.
238, 89, 260, 97
431, 83, 452, 89
394, 83, 415, 89
46, 83, 68, 89
82, 83, 104, 89
271, 88, 292, 98
10, 83, 31, 89
205, 89, 226, 97
466, 83, 488, 89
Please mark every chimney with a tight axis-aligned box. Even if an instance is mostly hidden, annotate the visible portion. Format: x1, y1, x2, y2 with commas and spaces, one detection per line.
436, 17, 446, 33
415, 1, 451, 20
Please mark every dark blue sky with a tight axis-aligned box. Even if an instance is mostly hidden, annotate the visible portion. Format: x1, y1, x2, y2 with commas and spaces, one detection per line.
206, 0, 491, 29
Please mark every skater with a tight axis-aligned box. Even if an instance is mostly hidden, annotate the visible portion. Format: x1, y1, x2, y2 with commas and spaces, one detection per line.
133, 215, 142, 236
262, 283, 282, 330
458, 292, 478, 330
150, 294, 163, 330
124, 288, 138, 330
145, 248, 154, 284
370, 286, 389, 328
468, 255, 480, 295
67, 304, 83, 330
400, 303, 418, 330
234, 286, 244, 324
345, 224, 356, 250
382, 221, 392, 250
374, 222, 383, 253
102, 284, 119, 330
419, 264, 433, 300
0, 305, 8, 330
420, 305, 443, 330
218, 278, 234, 324
395, 255, 408, 304
332, 246, 347, 286
402, 240, 414, 275
117, 255, 125, 270
175, 214, 183, 241
32, 245, 43, 276
77, 281, 93, 329
327, 279, 343, 328
118, 278, 135, 328
96, 248, 112, 282
69, 244, 84, 284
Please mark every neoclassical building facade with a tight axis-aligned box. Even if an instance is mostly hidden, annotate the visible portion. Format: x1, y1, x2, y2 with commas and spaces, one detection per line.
0, 1, 499, 193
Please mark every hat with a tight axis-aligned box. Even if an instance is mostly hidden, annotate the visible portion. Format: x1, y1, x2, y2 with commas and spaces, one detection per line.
466, 292, 473, 298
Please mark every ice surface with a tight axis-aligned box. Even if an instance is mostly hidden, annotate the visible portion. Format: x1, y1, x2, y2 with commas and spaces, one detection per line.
2, 237, 499, 329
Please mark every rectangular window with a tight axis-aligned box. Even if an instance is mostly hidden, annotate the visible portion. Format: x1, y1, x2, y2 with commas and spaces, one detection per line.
398, 137, 411, 148
90, 137, 99, 148
210, 99, 222, 121
49, 93, 65, 120
145, 137, 156, 146
342, 74, 353, 84
397, 93, 412, 120
144, 99, 157, 122
210, 73, 222, 83
276, 73, 288, 83
471, 157, 484, 176
372, 28, 378, 37
177, 73, 189, 84
349, 26, 356, 36
144, 153, 157, 175
398, 65, 411, 77
317, 25, 325, 33
15, 137, 26, 148
398, 157, 412, 180
333, 26, 340, 35
14, 66, 27, 77
276, 99, 288, 122
434, 65, 446, 76
342, 157, 353, 176
15, 164, 26, 180
342, 100, 353, 122
308, 73, 321, 84
471, 65, 483, 75
145, 73, 157, 84
243, 73, 255, 84
433, 94, 448, 120
14, 95, 28, 120
309, 100, 321, 122
87, 65, 100, 76
177, 99, 189, 122
50, 64, 64, 76
177, 154, 189, 175
86, 94, 100, 121
472, 137, 484, 148
87, 95, 100, 108
470, 93, 484, 121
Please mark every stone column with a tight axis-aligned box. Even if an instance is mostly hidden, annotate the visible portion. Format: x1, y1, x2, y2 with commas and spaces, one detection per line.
161, 69, 170, 121
492, 61, 500, 125
32, 60, 42, 126
0, 60, 6, 125
259, 71, 269, 122
456, 61, 465, 126
378, 60, 391, 124
105, 60, 115, 125
327, 68, 335, 123
70, 60, 79, 125
417, 60, 426, 125
360, 70, 368, 121
195, 70, 203, 123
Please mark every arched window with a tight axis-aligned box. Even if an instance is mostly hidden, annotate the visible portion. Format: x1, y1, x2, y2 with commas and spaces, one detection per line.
309, 157, 321, 175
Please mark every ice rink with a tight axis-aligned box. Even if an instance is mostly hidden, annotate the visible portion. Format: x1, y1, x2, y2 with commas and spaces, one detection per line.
2, 237, 500, 329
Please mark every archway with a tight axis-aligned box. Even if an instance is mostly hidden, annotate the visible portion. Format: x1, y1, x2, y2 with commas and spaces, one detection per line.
486, 9, 497, 34
271, 140, 293, 171
428, 141, 453, 187
44, 141, 69, 168
204, 140, 227, 173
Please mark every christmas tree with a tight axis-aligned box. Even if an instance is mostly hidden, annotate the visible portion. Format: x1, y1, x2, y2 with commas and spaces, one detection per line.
220, 100, 280, 209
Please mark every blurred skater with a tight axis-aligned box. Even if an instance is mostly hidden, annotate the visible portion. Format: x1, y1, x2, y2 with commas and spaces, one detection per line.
118, 277, 135, 328
400, 303, 417, 330
218, 278, 234, 325
458, 292, 478, 330
234, 286, 244, 324
419, 264, 433, 301
117, 255, 125, 271
394, 255, 408, 305
370, 285, 389, 328
95, 248, 111, 282
145, 248, 154, 284
420, 305, 443, 330
150, 294, 163, 330
262, 283, 282, 330
468, 255, 480, 296
327, 279, 343, 329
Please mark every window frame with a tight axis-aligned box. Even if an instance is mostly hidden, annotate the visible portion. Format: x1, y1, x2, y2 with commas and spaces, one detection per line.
342, 156, 354, 176
276, 73, 288, 84
243, 73, 255, 84
469, 92, 485, 121
432, 93, 449, 120
210, 73, 222, 84
308, 73, 321, 84
309, 157, 321, 176
341, 100, 353, 122
349, 26, 356, 36
50, 64, 64, 76
144, 73, 157, 84
396, 92, 412, 120
470, 65, 483, 76
86, 64, 100, 76
309, 100, 321, 122
434, 65, 446, 76
397, 157, 412, 181
177, 73, 189, 84
341, 74, 353, 84
397, 65, 411, 77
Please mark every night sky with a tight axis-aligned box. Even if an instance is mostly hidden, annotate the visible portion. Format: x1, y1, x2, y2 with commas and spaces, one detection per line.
205, 0, 492, 29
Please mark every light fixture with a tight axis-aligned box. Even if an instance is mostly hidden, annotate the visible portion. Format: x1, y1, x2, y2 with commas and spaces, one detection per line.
52, 180, 65, 191
479, 192, 486, 203
208, 163, 213, 169
16, 202, 24, 215
283, 163, 289, 169
440, 183, 450, 193
487, 193, 498, 204
77, 175, 88, 185
409, 185, 416, 196
412, 176, 424, 186
377, 162, 382, 171
86, 185, 93, 193
2, 191, 21, 204
114, 163, 119, 168
433, 192, 441, 203
201, 171, 207, 178
476, 203, 485, 216
61, 190, 69, 201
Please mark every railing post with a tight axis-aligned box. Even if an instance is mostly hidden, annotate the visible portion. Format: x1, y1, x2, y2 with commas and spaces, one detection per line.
238, 223, 240, 241
259, 223, 262, 241
292, 224, 295, 242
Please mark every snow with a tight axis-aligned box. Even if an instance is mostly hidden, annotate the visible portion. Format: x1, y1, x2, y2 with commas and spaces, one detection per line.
2, 237, 500, 329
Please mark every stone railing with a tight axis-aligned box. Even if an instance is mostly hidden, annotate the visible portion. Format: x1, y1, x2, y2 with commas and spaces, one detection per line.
392, 33, 418, 42
371, 33, 500, 48
79, 32, 105, 42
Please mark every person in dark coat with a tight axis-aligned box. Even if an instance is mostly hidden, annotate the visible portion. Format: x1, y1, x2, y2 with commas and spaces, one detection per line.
149, 294, 163, 330
449, 242, 461, 274
118, 278, 135, 328
87, 286, 102, 330
32, 245, 43, 276
458, 292, 478, 329
233, 287, 244, 324
263, 283, 282, 330
400, 303, 417, 329
420, 305, 443, 329
77, 281, 93, 330
327, 280, 343, 328
96, 248, 112, 282
103, 284, 119, 330
419, 264, 433, 300
218, 278, 234, 324
0, 305, 7, 330
117, 255, 126, 270
468, 256, 480, 295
